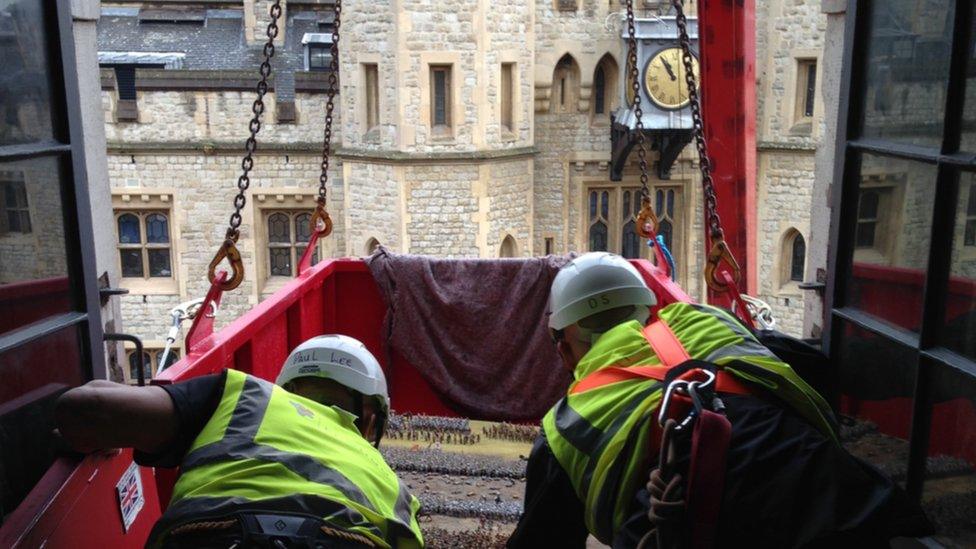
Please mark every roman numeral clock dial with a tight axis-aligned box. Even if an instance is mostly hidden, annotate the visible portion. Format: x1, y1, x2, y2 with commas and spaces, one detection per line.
644, 47, 700, 111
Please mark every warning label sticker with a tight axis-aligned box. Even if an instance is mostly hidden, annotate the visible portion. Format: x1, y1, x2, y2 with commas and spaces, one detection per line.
116, 461, 145, 532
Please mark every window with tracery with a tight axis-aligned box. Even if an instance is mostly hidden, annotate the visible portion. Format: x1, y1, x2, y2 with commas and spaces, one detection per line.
266, 210, 319, 278
588, 189, 610, 252
586, 185, 682, 263
115, 210, 173, 279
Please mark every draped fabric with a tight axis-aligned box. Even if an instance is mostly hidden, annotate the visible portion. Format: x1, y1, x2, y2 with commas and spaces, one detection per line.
365, 248, 575, 421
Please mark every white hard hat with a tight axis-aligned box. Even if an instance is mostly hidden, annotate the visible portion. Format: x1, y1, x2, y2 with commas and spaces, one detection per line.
548, 252, 657, 331
276, 334, 390, 416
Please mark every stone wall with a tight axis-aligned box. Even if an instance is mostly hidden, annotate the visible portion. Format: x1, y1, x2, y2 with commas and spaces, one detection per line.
340, 0, 398, 150
755, 0, 827, 336
106, 149, 344, 343
486, 158, 534, 255
343, 161, 402, 255
104, 90, 331, 147
404, 163, 480, 256
756, 148, 816, 333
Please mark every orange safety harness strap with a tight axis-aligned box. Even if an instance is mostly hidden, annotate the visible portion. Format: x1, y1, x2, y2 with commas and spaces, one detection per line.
570, 319, 753, 396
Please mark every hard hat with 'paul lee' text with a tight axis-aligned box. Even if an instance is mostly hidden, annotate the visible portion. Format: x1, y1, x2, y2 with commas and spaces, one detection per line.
276, 334, 390, 415
548, 252, 657, 331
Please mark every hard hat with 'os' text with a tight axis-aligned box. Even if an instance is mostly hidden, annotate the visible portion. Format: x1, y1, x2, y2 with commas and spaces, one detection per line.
548, 252, 657, 331
276, 334, 390, 415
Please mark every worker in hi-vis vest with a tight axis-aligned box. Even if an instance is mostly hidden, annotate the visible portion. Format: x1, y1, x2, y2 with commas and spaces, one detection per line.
508, 253, 931, 548
57, 334, 424, 549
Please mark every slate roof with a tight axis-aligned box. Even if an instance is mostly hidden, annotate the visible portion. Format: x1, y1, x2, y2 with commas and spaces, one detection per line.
97, 6, 334, 99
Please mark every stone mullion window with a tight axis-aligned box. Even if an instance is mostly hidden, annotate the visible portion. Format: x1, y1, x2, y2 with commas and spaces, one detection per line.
586, 184, 682, 264
266, 210, 318, 278
654, 187, 677, 254
116, 210, 173, 279
621, 188, 641, 259
125, 347, 181, 384
587, 188, 611, 252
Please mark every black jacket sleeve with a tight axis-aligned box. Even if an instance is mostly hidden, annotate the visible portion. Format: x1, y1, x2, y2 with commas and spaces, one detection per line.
507, 432, 590, 549
134, 371, 226, 468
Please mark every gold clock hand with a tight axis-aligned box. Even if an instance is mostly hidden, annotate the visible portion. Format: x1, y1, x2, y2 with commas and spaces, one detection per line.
661, 57, 677, 81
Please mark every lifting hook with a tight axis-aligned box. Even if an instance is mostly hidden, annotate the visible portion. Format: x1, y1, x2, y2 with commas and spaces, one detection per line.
636, 195, 659, 239
207, 228, 245, 291
311, 197, 334, 238
704, 235, 742, 292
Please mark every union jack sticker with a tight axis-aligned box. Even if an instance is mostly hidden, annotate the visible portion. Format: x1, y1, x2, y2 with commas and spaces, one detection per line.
115, 461, 145, 532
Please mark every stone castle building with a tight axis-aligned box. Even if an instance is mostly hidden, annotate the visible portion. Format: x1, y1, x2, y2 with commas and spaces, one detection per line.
94, 0, 839, 382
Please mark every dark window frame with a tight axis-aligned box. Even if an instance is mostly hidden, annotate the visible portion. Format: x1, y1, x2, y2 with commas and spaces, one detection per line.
114, 209, 174, 280
824, 0, 976, 504
0, 0, 104, 524
430, 64, 452, 133
307, 44, 331, 71
264, 209, 319, 278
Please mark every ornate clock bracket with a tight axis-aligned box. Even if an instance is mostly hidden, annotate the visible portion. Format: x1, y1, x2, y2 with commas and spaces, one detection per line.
610, 113, 692, 181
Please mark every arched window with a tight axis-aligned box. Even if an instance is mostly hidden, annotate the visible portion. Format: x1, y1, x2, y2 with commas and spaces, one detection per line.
365, 237, 381, 255
782, 229, 806, 284
116, 210, 173, 279
593, 54, 618, 117
551, 54, 580, 114
588, 189, 609, 251
499, 235, 518, 258
790, 234, 806, 282
266, 210, 319, 278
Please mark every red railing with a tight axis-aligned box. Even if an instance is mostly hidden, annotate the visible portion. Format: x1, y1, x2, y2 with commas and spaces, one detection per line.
1, 258, 683, 548
843, 262, 976, 465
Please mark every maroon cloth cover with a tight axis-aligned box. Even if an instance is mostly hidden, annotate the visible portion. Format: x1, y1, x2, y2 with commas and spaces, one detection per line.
366, 248, 575, 421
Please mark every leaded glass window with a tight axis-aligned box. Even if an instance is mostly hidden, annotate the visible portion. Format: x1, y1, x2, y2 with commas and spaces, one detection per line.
115, 210, 173, 278
266, 210, 320, 278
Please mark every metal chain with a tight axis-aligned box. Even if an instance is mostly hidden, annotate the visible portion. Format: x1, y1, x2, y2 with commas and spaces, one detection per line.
673, 0, 723, 240
318, 0, 342, 204
625, 0, 650, 199
225, 0, 282, 237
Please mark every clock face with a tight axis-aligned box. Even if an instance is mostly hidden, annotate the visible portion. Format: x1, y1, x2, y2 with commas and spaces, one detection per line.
644, 47, 700, 110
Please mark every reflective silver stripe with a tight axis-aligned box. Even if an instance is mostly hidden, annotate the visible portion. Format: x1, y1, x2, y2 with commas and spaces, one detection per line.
686, 303, 754, 339
182, 376, 272, 469
593, 411, 651, 542
224, 373, 272, 439
180, 375, 417, 537
149, 494, 386, 548
705, 340, 777, 363
183, 440, 377, 511
682, 303, 778, 363
553, 397, 604, 454
390, 479, 420, 539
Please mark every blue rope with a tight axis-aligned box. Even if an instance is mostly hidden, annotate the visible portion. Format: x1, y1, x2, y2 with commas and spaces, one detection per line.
648, 235, 677, 280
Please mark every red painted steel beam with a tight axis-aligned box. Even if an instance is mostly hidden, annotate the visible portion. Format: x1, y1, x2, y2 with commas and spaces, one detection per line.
698, 0, 758, 299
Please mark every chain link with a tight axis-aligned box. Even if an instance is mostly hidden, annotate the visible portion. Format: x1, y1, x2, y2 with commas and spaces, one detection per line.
226, 0, 283, 238
672, 0, 723, 240
318, 0, 342, 205
625, 0, 650, 199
